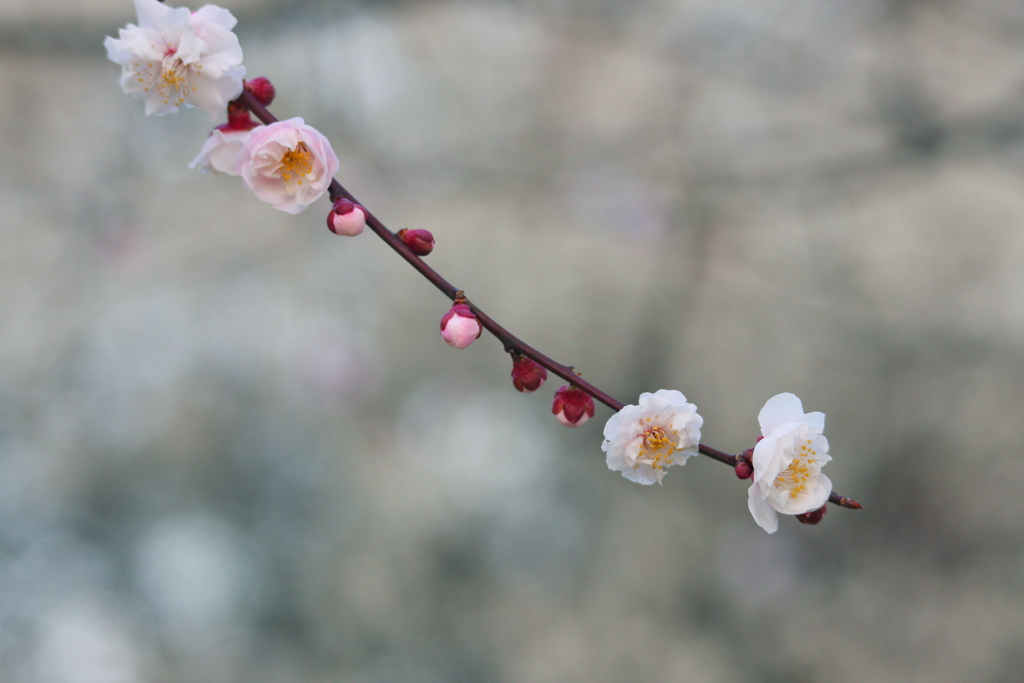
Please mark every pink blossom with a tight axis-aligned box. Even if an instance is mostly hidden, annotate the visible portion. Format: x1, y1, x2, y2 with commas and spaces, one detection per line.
234, 118, 339, 214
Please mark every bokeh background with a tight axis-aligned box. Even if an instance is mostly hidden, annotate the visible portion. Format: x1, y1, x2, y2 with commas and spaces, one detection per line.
3, 0, 1024, 681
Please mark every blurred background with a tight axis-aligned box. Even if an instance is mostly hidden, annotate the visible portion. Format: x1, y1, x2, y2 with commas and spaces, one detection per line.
2, 0, 1024, 681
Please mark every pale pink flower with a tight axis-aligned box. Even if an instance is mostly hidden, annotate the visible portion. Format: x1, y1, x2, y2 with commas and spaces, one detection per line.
104, 0, 245, 118
747, 393, 833, 534
234, 118, 340, 214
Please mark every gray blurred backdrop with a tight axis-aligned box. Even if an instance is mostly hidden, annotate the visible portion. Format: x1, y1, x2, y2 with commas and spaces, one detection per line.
2, 0, 1024, 681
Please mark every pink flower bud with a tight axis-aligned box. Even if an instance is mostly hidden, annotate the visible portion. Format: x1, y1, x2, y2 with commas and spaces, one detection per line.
397, 228, 435, 256
511, 355, 547, 393
245, 77, 276, 106
327, 198, 367, 236
440, 303, 482, 349
796, 505, 828, 526
552, 385, 595, 428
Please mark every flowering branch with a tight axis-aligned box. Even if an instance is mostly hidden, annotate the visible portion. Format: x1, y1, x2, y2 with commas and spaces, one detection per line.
235, 90, 861, 512
105, 0, 859, 534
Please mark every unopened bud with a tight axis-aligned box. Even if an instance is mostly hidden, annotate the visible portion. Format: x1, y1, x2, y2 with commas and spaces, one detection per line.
735, 460, 753, 480
796, 505, 827, 526
551, 384, 595, 428
511, 355, 547, 393
327, 198, 367, 236
735, 447, 754, 479
244, 77, 276, 106
397, 228, 435, 256
440, 302, 482, 349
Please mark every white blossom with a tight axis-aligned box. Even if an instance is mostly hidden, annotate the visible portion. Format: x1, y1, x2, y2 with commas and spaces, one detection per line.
601, 390, 702, 485
747, 393, 832, 533
104, 0, 245, 118
188, 127, 254, 175
234, 118, 340, 214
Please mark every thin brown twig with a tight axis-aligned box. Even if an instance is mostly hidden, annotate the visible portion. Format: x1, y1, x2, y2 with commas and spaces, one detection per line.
235, 89, 861, 511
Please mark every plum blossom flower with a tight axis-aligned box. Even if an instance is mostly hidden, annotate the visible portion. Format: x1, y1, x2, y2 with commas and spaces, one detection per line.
234, 118, 340, 214
104, 0, 245, 118
601, 389, 702, 484
747, 393, 832, 534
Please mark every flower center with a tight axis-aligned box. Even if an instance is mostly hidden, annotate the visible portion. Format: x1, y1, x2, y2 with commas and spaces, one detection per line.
278, 143, 314, 185
637, 425, 680, 471
773, 438, 818, 497
158, 55, 190, 106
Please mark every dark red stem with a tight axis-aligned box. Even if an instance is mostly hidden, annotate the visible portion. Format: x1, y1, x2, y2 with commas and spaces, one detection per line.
236, 89, 861, 511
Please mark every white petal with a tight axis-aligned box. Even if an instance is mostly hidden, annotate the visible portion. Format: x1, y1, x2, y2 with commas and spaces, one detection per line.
747, 484, 779, 533
758, 392, 805, 436
619, 463, 661, 485
809, 434, 830, 459
113, 26, 165, 62
751, 433, 782, 482
806, 475, 832, 509
192, 25, 244, 77
174, 27, 205, 64
602, 410, 627, 442
133, 0, 171, 30
151, 3, 192, 45
804, 410, 825, 434
190, 4, 239, 33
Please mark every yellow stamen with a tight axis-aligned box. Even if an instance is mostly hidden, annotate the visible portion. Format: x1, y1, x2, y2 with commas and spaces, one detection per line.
277, 142, 314, 183
633, 425, 682, 470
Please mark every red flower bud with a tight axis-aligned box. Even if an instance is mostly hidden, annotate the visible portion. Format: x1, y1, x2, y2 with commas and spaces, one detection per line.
735, 447, 754, 479
796, 505, 827, 526
244, 77, 276, 106
327, 198, 367, 236
440, 303, 482, 349
551, 384, 595, 428
735, 460, 753, 480
511, 355, 547, 393
397, 228, 435, 256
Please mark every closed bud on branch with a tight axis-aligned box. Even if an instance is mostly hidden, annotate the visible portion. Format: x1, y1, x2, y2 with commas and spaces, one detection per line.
440, 301, 482, 349
796, 505, 828, 525
244, 77, 276, 106
510, 354, 547, 393
397, 228, 435, 256
552, 384, 595, 428
328, 198, 367, 236
735, 449, 754, 480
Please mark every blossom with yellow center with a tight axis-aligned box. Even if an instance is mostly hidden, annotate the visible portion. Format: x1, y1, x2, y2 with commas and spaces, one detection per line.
235, 118, 340, 214
105, 0, 245, 119
747, 393, 833, 534
602, 390, 703, 485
